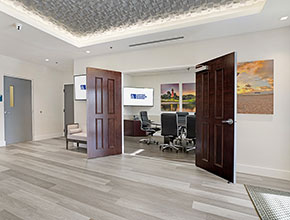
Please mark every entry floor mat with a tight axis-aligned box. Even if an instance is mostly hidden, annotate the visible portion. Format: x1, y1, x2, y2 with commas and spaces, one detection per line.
245, 185, 290, 220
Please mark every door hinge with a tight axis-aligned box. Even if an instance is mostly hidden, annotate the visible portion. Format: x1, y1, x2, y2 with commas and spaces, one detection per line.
63, 89, 65, 93
63, 109, 65, 113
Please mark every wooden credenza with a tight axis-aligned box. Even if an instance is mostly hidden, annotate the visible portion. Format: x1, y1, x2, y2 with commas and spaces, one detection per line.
124, 120, 146, 136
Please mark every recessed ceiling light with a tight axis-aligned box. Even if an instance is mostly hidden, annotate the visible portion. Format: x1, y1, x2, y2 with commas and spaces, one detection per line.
45, 58, 49, 62
280, 16, 288, 21
85, 50, 91, 54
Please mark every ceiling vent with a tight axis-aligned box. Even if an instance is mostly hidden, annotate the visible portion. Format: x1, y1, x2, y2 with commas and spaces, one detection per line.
129, 36, 184, 48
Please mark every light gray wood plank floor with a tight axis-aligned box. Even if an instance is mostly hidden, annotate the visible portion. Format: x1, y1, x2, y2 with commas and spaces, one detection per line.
0, 138, 289, 220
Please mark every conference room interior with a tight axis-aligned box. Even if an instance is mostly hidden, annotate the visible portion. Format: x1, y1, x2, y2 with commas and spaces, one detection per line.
123, 69, 197, 164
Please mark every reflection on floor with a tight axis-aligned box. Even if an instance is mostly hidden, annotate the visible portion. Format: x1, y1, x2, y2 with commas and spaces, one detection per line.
124, 136, 195, 164
0, 138, 290, 220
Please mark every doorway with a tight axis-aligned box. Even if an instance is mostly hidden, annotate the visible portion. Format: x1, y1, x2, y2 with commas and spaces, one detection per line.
86, 52, 236, 183
123, 68, 197, 164
123, 52, 237, 183
4, 76, 32, 145
64, 84, 74, 134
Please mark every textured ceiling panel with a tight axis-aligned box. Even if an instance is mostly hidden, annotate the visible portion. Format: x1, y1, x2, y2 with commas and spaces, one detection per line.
5, 0, 264, 37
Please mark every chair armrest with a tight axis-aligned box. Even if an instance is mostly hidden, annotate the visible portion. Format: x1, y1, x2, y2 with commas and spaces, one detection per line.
66, 123, 80, 138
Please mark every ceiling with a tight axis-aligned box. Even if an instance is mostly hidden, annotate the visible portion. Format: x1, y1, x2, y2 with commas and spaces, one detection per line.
3, 0, 262, 37
0, 0, 289, 73
0, 0, 266, 47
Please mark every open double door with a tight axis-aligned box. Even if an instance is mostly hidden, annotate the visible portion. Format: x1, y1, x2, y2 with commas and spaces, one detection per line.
86, 52, 237, 183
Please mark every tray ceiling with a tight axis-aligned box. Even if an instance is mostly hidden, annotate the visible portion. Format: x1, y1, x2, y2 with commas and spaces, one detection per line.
0, 0, 266, 47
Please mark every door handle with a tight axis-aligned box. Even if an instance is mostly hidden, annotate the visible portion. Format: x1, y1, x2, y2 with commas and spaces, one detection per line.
222, 118, 234, 125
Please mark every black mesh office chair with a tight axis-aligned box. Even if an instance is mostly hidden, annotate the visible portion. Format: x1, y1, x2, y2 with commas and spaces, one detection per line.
139, 111, 160, 145
159, 113, 181, 152
176, 112, 189, 126
176, 112, 189, 145
185, 115, 196, 152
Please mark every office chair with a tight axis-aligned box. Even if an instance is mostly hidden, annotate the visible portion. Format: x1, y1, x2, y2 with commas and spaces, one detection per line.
139, 111, 160, 145
185, 115, 196, 152
175, 112, 189, 146
176, 112, 189, 126
159, 113, 182, 153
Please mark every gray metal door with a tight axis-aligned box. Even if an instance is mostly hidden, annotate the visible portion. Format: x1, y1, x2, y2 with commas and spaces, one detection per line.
4, 76, 32, 145
64, 84, 74, 133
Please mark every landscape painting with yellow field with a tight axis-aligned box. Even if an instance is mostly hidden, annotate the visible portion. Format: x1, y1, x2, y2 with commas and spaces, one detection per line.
237, 60, 274, 114
182, 83, 196, 112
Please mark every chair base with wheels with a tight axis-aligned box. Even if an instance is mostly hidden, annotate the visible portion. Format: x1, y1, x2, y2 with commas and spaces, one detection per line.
139, 135, 159, 145
185, 138, 196, 153
159, 137, 182, 153
139, 127, 160, 145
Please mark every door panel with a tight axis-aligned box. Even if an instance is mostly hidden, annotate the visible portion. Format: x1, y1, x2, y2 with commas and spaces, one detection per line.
201, 122, 210, 162
87, 68, 122, 159
215, 68, 224, 119
95, 77, 103, 114
64, 84, 74, 133
196, 52, 236, 183
202, 72, 210, 118
4, 76, 32, 145
214, 124, 224, 167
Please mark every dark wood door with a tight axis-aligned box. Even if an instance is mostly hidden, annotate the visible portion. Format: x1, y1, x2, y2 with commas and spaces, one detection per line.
87, 68, 122, 159
195, 52, 236, 183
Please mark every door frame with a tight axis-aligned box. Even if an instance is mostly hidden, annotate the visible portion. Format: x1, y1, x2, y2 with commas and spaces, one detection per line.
3, 74, 34, 146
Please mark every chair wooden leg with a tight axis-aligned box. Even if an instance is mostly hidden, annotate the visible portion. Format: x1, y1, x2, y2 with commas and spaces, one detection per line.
66, 140, 68, 150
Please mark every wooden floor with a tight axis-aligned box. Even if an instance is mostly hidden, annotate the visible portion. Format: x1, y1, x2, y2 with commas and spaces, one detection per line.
124, 136, 195, 164
0, 138, 289, 220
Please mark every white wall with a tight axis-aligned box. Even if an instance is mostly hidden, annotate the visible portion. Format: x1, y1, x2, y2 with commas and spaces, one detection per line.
74, 27, 290, 180
0, 54, 72, 145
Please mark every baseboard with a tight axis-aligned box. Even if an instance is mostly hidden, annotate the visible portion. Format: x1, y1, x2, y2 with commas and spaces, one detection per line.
34, 133, 63, 141
237, 163, 290, 181
0, 140, 6, 147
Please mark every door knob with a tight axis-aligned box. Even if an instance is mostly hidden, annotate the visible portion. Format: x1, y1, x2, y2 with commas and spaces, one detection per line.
222, 119, 234, 125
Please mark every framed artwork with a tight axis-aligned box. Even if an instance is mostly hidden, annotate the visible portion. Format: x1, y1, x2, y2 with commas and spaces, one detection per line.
74, 75, 86, 101
160, 83, 180, 111
182, 83, 196, 112
237, 60, 274, 114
